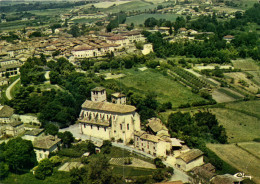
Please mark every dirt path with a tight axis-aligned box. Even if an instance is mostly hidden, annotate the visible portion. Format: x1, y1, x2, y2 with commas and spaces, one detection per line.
6, 78, 20, 100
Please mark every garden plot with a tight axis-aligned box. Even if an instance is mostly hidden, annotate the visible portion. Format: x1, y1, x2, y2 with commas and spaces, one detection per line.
109, 157, 156, 169
58, 162, 84, 172
232, 59, 259, 71
224, 72, 260, 93
211, 87, 243, 103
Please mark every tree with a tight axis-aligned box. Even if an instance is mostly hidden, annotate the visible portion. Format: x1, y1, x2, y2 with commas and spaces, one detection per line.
34, 159, 53, 180
69, 24, 80, 37
5, 138, 36, 173
0, 162, 9, 179
44, 123, 59, 136
144, 17, 158, 28
58, 131, 74, 148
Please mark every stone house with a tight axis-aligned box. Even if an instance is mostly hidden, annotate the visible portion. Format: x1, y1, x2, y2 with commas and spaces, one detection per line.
0, 105, 14, 123
78, 87, 141, 143
22, 128, 44, 142
134, 131, 171, 157
176, 149, 204, 171
107, 36, 130, 49
5, 121, 24, 137
146, 117, 170, 138
33, 135, 61, 162
111, 92, 126, 105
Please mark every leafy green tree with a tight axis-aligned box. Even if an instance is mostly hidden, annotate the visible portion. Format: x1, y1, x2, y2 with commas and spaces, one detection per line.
5, 138, 36, 173
44, 123, 59, 136
0, 162, 9, 179
69, 24, 80, 37
34, 159, 53, 180
144, 17, 158, 28
58, 131, 74, 148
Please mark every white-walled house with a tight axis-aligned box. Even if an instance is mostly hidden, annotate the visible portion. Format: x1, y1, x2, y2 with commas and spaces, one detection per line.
33, 136, 61, 162
78, 87, 141, 143
176, 149, 204, 171
107, 36, 130, 49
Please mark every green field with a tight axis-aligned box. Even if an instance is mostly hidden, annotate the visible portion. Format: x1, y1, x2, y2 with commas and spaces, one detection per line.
225, 100, 260, 118
207, 143, 260, 184
211, 107, 260, 143
112, 165, 154, 177
115, 68, 205, 108
72, 18, 98, 24
232, 59, 260, 71
126, 13, 181, 25
103, 0, 171, 13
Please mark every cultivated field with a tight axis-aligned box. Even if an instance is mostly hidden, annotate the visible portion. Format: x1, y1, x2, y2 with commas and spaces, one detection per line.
90, 1, 131, 8
237, 142, 260, 159
116, 68, 205, 107
225, 100, 260, 117
211, 89, 237, 103
211, 108, 260, 143
232, 59, 260, 71
207, 143, 260, 184
126, 13, 181, 25
103, 0, 172, 13
224, 72, 260, 93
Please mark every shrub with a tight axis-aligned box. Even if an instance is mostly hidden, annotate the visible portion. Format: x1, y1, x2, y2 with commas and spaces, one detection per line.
253, 138, 260, 142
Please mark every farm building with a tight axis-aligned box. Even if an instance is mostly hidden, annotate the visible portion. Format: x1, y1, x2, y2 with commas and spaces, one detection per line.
176, 149, 204, 171
33, 135, 61, 162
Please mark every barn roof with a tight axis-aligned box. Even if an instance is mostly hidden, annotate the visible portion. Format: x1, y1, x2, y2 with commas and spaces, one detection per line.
177, 149, 203, 163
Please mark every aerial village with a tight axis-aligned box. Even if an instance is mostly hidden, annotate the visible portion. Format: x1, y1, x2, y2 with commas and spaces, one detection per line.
0, 0, 260, 183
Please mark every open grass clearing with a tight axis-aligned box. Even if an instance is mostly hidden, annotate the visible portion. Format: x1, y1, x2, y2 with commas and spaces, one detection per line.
90, 1, 131, 8
126, 13, 180, 25
237, 142, 260, 159
218, 87, 244, 99
72, 18, 99, 24
207, 143, 260, 184
232, 59, 260, 71
211, 89, 237, 103
110, 157, 156, 169
247, 71, 260, 86
225, 100, 260, 118
112, 165, 154, 177
224, 72, 260, 93
115, 68, 205, 108
211, 108, 260, 143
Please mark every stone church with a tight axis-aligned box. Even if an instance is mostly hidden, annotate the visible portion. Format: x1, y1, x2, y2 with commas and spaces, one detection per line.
78, 87, 141, 143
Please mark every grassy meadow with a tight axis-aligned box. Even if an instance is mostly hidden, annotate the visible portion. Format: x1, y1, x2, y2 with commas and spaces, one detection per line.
114, 68, 205, 108
126, 13, 181, 25
210, 101, 260, 143
232, 59, 260, 71
207, 143, 260, 184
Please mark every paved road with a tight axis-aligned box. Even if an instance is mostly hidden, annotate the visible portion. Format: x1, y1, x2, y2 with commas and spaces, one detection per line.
60, 124, 191, 183
6, 78, 20, 100
44, 71, 50, 80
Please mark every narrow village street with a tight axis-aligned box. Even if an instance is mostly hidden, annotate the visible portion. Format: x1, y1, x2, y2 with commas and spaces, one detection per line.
5, 78, 20, 100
